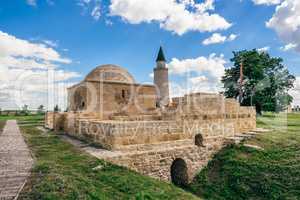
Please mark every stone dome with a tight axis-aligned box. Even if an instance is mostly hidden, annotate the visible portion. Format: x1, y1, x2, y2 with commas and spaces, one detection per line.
84, 64, 135, 84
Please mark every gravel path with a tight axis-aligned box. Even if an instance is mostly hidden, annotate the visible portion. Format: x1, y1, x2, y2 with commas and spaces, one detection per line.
0, 120, 33, 200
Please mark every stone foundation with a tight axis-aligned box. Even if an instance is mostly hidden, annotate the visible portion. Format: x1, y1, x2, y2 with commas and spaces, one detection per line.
45, 93, 256, 183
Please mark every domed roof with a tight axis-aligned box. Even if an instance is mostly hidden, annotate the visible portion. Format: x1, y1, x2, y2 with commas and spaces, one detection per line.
84, 64, 135, 84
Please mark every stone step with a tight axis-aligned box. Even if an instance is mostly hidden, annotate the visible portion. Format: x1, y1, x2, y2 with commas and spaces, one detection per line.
235, 134, 255, 139
246, 131, 261, 135
225, 136, 244, 144
111, 115, 161, 121
254, 128, 271, 133
115, 139, 195, 152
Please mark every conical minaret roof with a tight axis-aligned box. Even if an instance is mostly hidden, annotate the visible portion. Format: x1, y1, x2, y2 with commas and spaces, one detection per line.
156, 46, 166, 62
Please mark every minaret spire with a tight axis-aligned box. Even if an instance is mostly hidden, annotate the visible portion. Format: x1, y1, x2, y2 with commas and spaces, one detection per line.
156, 46, 166, 62
154, 46, 169, 106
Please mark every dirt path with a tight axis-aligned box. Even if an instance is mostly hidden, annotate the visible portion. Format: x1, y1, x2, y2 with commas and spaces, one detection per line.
0, 120, 34, 200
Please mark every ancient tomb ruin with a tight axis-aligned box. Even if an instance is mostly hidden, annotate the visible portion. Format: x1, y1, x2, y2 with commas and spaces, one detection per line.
45, 47, 256, 185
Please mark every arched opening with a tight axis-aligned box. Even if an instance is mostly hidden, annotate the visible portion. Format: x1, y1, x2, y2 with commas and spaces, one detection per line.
195, 134, 205, 147
122, 89, 126, 98
171, 158, 188, 187
81, 101, 85, 109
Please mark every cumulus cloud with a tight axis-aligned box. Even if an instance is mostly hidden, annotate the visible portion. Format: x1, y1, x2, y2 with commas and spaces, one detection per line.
167, 54, 226, 96
109, 0, 231, 35
252, 0, 282, 5
202, 33, 237, 45
266, 0, 300, 53
0, 30, 80, 110
280, 43, 297, 51
257, 46, 270, 52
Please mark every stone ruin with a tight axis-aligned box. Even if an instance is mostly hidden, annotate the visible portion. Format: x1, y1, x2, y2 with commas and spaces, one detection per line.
45, 47, 256, 186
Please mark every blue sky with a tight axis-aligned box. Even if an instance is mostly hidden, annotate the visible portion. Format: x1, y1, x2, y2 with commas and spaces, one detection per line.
0, 0, 299, 109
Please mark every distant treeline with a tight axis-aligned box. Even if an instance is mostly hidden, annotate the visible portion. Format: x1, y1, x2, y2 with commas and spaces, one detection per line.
0, 110, 45, 116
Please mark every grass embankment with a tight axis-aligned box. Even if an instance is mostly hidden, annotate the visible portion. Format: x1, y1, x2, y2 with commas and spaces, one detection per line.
18, 118, 200, 200
188, 113, 300, 200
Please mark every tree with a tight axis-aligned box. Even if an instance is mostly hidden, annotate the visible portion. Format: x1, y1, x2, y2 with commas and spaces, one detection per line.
222, 49, 295, 113
37, 105, 45, 114
54, 105, 60, 112
21, 104, 29, 115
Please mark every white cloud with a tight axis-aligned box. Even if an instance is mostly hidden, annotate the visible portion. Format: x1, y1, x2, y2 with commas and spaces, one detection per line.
0, 30, 80, 110
78, 0, 102, 21
228, 34, 238, 41
280, 43, 297, 51
149, 72, 154, 79
266, 0, 300, 53
43, 39, 58, 48
257, 46, 270, 52
109, 0, 231, 35
0, 31, 70, 63
105, 19, 113, 26
252, 0, 282, 5
202, 33, 237, 45
26, 0, 54, 6
91, 5, 101, 20
203, 33, 226, 45
167, 54, 226, 96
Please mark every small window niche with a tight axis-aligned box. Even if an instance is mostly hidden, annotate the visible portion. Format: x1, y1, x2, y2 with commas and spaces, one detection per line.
195, 134, 205, 147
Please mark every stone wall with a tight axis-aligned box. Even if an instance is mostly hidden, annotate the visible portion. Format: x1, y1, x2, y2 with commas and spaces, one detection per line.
68, 81, 158, 120
45, 92, 256, 184
106, 137, 229, 182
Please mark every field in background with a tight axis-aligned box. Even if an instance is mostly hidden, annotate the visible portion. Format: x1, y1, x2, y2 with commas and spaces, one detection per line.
0, 115, 45, 126
188, 113, 300, 200
17, 116, 200, 200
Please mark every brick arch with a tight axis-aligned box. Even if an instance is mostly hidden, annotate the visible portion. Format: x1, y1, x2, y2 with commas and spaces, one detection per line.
170, 158, 189, 187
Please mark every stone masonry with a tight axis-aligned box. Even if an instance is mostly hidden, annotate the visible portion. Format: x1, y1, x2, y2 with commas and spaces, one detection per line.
45, 47, 256, 185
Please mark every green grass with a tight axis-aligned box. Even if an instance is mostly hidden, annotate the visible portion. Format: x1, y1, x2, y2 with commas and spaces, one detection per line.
0, 114, 44, 122
18, 118, 200, 200
188, 113, 300, 200
0, 120, 6, 134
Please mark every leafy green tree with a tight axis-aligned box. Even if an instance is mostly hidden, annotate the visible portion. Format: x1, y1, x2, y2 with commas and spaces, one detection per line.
54, 105, 60, 112
222, 49, 295, 113
37, 105, 45, 114
21, 104, 29, 115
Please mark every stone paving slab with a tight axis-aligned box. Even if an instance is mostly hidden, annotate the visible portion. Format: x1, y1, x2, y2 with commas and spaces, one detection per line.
0, 120, 34, 200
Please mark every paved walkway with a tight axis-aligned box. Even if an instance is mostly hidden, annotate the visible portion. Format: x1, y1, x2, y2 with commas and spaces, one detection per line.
0, 120, 34, 200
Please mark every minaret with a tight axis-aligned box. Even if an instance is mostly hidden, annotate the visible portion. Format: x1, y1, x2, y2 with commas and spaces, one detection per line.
154, 46, 169, 107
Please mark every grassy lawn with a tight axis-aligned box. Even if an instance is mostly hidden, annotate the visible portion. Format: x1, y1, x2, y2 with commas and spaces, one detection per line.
18, 118, 200, 200
188, 113, 300, 200
0, 114, 44, 123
